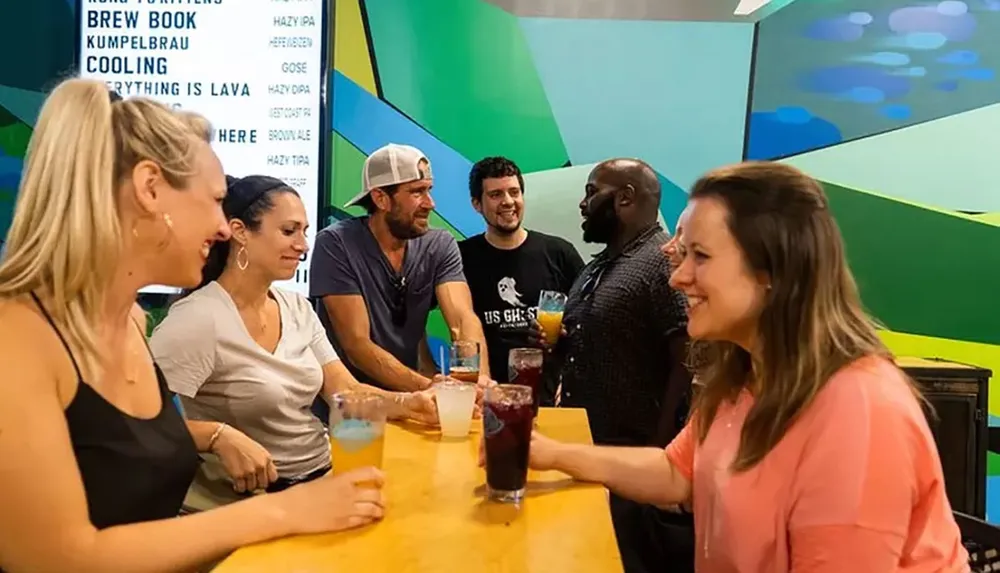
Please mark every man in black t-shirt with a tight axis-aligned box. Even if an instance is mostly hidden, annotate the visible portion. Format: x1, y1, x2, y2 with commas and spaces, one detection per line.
458, 157, 585, 390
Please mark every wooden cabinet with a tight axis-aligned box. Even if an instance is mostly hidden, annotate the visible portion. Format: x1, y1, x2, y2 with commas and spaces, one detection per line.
898, 357, 991, 519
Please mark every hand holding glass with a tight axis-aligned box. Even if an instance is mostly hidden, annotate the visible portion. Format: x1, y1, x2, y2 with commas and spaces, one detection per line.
537, 290, 567, 346
433, 377, 477, 439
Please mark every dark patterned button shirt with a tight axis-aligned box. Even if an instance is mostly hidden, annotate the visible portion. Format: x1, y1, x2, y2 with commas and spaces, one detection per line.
549, 224, 689, 446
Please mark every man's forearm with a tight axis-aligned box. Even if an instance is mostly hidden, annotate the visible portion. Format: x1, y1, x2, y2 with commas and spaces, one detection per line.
345, 339, 431, 391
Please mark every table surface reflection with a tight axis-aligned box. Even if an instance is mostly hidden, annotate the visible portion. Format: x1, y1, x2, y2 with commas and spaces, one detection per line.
213, 407, 623, 573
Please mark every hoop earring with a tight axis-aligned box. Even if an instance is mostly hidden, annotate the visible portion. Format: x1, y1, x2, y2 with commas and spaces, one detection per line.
236, 246, 249, 271
131, 212, 172, 244
156, 212, 174, 249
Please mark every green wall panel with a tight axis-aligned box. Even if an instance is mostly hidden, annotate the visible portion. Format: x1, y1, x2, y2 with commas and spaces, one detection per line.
0, 111, 31, 158
426, 309, 451, 343
823, 181, 1000, 346
331, 132, 366, 210
365, 0, 568, 172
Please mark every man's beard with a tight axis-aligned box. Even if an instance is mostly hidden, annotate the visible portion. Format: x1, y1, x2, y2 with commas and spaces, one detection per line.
489, 215, 521, 236
582, 203, 618, 244
386, 207, 428, 240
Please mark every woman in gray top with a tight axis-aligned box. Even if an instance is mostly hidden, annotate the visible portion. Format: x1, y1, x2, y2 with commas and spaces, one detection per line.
151, 175, 437, 506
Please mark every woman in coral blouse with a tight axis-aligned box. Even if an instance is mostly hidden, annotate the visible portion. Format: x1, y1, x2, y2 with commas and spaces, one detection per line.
527, 162, 968, 572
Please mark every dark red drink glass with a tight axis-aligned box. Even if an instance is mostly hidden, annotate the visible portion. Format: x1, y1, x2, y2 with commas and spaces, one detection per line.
508, 348, 543, 416
483, 384, 533, 503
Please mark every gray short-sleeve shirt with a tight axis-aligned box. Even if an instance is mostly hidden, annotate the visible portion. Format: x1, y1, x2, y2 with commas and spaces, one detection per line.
150, 282, 337, 479
309, 216, 466, 387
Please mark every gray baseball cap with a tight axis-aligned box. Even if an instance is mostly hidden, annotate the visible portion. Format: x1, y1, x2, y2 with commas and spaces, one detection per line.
344, 143, 432, 208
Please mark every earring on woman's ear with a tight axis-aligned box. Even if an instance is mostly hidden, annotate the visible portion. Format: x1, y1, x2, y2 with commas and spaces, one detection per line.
236, 246, 249, 271
153, 212, 175, 249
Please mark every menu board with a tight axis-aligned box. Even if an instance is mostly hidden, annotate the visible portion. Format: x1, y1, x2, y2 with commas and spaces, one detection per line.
78, 0, 328, 295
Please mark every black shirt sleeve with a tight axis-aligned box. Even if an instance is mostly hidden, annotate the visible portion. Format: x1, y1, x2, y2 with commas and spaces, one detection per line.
557, 239, 587, 293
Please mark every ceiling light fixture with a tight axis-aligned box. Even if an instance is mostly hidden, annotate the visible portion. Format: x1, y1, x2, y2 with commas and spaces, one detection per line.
734, 0, 773, 15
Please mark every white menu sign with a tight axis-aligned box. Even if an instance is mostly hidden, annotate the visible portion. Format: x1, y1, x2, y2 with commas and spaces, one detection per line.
78, 0, 326, 295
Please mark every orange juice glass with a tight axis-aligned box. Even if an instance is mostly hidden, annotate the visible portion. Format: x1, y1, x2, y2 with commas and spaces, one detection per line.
537, 290, 567, 345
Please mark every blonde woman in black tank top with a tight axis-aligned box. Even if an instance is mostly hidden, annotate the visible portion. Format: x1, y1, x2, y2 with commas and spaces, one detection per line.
0, 79, 386, 573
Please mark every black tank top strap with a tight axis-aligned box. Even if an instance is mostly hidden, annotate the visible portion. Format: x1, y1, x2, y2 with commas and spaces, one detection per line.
26, 296, 199, 531
29, 291, 84, 381
130, 313, 152, 354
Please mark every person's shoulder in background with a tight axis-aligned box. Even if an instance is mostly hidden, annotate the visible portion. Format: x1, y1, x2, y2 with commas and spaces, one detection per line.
527, 230, 587, 283
315, 216, 366, 244
421, 228, 462, 261
527, 230, 578, 253
457, 233, 488, 255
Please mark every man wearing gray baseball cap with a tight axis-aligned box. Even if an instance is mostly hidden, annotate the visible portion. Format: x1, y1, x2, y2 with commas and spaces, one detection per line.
309, 143, 491, 392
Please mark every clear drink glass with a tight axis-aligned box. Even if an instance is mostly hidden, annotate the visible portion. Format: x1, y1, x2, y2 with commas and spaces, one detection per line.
328, 392, 387, 475
449, 340, 480, 383
537, 290, 567, 346
508, 348, 544, 417
433, 377, 477, 439
483, 384, 534, 503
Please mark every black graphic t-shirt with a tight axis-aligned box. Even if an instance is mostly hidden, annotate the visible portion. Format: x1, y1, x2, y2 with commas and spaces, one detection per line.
458, 231, 585, 386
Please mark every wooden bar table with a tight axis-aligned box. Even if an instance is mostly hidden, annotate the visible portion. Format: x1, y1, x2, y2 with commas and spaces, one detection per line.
214, 408, 623, 572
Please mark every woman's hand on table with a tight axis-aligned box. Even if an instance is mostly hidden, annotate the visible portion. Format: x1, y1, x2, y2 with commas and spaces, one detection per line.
527, 431, 560, 471
211, 425, 278, 493
278, 467, 386, 534
478, 430, 559, 471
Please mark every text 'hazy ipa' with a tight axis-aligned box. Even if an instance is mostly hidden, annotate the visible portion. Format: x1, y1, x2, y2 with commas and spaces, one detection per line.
483, 385, 533, 503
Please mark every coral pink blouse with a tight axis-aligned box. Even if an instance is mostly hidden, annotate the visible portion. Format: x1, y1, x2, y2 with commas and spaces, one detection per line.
664, 356, 969, 572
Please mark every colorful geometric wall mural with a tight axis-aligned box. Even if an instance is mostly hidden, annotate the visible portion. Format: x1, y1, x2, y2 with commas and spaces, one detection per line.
333, 0, 1000, 521
3, 0, 1000, 519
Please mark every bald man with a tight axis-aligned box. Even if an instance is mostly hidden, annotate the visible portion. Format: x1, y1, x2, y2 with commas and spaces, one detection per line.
543, 159, 694, 573
549, 158, 690, 444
